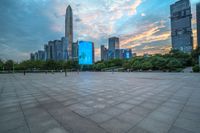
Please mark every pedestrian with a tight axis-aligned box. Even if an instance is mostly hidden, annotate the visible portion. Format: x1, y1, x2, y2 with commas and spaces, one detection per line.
24, 70, 26, 76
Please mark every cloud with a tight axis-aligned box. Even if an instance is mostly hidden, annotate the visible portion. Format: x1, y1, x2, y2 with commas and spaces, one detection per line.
120, 21, 170, 48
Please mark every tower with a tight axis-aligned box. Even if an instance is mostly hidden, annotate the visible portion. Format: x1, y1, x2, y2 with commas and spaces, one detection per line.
65, 5, 73, 59
108, 37, 119, 59
170, 0, 193, 53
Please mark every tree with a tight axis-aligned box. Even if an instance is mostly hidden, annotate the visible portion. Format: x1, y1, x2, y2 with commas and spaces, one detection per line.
44, 60, 57, 70
94, 63, 106, 71
141, 61, 153, 70
0, 59, 4, 71
4, 60, 14, 71
193, 65, 200, 72
167, 58, 182, 71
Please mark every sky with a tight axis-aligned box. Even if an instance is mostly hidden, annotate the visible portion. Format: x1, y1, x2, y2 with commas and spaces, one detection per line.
0, 0, 199, 62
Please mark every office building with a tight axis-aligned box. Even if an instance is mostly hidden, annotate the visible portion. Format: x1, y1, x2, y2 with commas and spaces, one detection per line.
101, 45, 108, 61
54, 40, 63, 61
34, 52, 38, 60
44, 44, 48, 61
30, 53, 35, 61
37, 50, 45, 61
197, 2, 200, 48
72, 41, 78, 60
78, 41, 95, 64
108, 37, 119, 59
115, 49, 132, 59
170, 0, 193, 53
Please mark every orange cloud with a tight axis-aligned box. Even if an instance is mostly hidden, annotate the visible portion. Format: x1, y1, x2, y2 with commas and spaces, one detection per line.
120, 21, 170, 48
136, 45, 171, 56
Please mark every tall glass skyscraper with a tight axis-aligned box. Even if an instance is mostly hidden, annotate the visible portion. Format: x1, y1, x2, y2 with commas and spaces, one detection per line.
108, 37, 119, 59
170, 0, 193, 53
65, 5, 73, 59
197, 3, 200, 48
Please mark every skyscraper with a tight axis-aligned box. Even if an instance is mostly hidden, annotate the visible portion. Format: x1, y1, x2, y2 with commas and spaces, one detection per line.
101, 45, 108, 61
197, 2, 200, 48
65, 5, 73, 59
170, 0, 193, 53
108, 37, 119, 59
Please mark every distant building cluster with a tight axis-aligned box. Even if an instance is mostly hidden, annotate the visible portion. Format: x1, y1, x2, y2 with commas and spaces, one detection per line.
30, 6, 94, 64
170, 0, 200, 53
101, 37, 134, 61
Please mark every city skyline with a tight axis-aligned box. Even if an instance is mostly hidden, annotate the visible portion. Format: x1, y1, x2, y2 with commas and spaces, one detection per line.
0, 0, 199, 61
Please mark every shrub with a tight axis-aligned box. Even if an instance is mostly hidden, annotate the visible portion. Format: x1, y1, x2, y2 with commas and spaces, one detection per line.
193, 65, 200, 72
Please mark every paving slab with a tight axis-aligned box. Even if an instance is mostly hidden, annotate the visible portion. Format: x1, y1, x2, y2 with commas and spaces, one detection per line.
0, 72, 200, 133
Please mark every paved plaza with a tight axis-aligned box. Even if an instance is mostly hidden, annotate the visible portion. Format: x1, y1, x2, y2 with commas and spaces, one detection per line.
0, 72, 200, 133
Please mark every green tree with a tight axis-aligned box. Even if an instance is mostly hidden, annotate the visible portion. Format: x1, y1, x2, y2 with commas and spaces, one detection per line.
193, 65, 200, 72
141, 61, 153, 70
4, 60, 14, 71
167, 58, 182, 71
0, 59, 4, 71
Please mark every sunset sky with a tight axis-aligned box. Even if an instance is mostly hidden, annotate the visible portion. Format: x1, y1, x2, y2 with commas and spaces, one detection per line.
0, 0, 199, 61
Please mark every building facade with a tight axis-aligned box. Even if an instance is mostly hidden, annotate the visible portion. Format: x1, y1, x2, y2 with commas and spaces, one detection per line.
170, 0, 193, 53
54, 40, 63, 61
101, 45, 108, 61
38, 50, 45, 61
65, 5, 73, 59
115, 49, 132, 59
108, 37, 119, 59
72, 41, 78, 61
30, 53, 35, 61
197, 2, 200, 48
78, 41, 95, 64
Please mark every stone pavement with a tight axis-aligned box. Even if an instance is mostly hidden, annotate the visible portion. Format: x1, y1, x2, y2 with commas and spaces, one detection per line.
0, 72, 200, 133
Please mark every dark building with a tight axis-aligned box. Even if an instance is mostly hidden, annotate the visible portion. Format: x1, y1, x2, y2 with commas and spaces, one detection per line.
115, 49, 132, 59
65, 5, 73, 59
44, 44, 48, 61
38, 50, 45, 61
101, 45, 108, 61
30, 53, 35, 61
108, 37, 119, 59
34, 52, 38, 60
197, 3, 200, 48
72, 41, 78, 61
170, 0, 193, 53
54, 40, 63, 61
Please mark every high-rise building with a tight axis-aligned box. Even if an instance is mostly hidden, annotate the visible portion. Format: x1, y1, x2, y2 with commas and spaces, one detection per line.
170, 0, 193, 53
115, 49, 132, 59
72, 41, 78, 61
61, 37, 68, 60
34, 52, 38, 60
108, 37, 119, 59
78, 41, 95, 64
65, 5, 73, 59
30, 53, 35, 61
44, 44, 48, 60
197, 3, 200, 48
101, 45, 108, 61
54, 40, 63, 61
38, 50, 45, 61
48, 41, 54, 60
